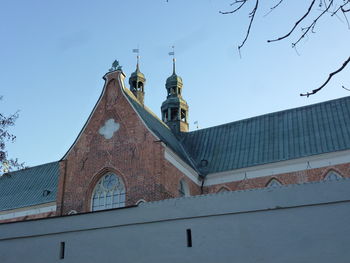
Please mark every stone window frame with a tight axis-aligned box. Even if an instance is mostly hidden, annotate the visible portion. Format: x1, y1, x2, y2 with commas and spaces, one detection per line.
178, 179, 190, 197
323, 170, 343, 181
217, 186, 231, 193
90, 172, 126, 211
136, 199, 146, 205
266, 178, 283, 187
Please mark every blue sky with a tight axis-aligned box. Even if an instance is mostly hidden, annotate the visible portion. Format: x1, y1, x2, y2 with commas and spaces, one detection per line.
1, 0, 349, 167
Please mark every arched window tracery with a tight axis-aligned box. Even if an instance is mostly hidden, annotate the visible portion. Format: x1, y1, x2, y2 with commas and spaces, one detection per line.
91, 173, 125, 211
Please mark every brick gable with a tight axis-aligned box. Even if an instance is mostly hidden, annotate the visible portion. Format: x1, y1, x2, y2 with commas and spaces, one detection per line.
56, 71, 199, 215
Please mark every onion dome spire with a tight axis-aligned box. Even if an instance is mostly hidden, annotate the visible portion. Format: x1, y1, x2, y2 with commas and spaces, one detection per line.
161, 47, 189, 134
129, 51, 146, 104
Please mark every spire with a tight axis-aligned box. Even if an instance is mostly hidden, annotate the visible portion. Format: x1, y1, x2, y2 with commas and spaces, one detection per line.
172, 58, 176, 75
136, 54, 140, 71
169, 45, 176, 75
129, 48, 146, 104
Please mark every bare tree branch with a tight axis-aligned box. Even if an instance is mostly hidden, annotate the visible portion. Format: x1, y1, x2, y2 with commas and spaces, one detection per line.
238, 0, 259, 50
292, 0, 334, 47
267, 0, 316, 43
220, 0, 247, 15
264, 0, 284, 17
300, 56, 350, 97
219, 0, 349, 95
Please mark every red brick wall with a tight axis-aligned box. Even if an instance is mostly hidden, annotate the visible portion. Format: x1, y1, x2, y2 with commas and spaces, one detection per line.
204, 162, 350, 194
56, 71, 200, 215
53, 70, 350, 216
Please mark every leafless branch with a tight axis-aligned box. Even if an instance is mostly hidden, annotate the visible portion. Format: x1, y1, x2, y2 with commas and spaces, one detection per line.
220, 0, 247, 15
267, 0, 316, 43
342, 85, 350, 91
238, 0, 259, 50
292, 0, 334, 47
264, 0, 284, 17
220, 0, 349, 95
331, 0, 350, 15
300, 56, 350, 97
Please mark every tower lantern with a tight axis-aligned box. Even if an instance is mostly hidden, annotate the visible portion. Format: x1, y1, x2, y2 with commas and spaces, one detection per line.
161, 50, 189, 134
129, 52, 146, 104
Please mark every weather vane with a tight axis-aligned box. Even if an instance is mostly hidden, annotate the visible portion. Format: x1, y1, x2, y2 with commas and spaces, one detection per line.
168, 45, 176, 74
109, 60, 122, 72
168, 45, 175, 59
132, 47, 140, 66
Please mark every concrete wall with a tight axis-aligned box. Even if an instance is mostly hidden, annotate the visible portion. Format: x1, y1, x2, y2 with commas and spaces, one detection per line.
1, 179, 350, 263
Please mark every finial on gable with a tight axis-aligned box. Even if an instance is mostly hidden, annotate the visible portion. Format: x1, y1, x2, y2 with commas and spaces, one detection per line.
129, 48, 146, 104
109, 60, 123, 72
168, 45, 176, 75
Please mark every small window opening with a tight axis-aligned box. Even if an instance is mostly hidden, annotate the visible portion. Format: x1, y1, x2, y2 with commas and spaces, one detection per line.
163, 111, 168, 122
181, 109, 187, 122
59, 242, 65, 259
42, 189, 51, 197
171, 108, 179, 121
186, 229, 192, 247
137, 82, 143, 91
179, 179, 190, 197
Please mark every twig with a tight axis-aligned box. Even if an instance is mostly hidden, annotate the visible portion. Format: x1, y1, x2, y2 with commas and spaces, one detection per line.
238, 0, 259, 50
220, 0, 247, 14
292, 0, 334, 47
264, 0, 284, 17
300, 56, 350, 97
267, 0, 316, 43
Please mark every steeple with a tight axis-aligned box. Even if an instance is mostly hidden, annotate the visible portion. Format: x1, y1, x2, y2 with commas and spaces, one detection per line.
161, 54, 189, 134
129, 55, 146, 104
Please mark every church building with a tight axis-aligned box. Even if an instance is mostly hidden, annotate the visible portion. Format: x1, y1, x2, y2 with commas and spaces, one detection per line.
1, 59, 350, 223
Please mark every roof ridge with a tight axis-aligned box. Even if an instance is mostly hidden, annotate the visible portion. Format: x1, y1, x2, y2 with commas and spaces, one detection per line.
123, 87, 170, 130
122, 84, 199, 172
6, 161, 59, 176
186, 95, 350, 134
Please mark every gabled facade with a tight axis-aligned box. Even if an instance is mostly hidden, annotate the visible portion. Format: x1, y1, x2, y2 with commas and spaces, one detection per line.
1, 63, 350, 223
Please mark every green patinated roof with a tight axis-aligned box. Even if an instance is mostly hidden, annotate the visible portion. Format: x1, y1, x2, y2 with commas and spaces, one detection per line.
182, 96, 350, 174
2, 84, 349, 214
125, 85, 350, 176
130, 68, 145, 80
123, 88, 196, 170
0, 162, 59, 211
166, 73, 183, 85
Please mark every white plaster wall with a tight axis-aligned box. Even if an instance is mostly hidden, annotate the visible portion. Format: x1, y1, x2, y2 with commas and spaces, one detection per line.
1, 179, 350, 263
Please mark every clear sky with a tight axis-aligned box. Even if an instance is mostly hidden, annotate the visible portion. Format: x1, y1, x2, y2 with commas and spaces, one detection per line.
1, 0, 349, 167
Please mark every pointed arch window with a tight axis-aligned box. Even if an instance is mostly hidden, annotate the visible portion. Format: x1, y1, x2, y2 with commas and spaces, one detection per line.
91, 173, 125, 211
324, 171, 343, 181
179, 179, 190, 197
266, 178, 282, 187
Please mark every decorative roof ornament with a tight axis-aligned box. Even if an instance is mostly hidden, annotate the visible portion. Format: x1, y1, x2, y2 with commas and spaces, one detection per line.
132, 48, 140, 70
166, 45, 182, 85
168, 45, 176, 74
130, 47, 145, 80
109, 60, 122, 72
